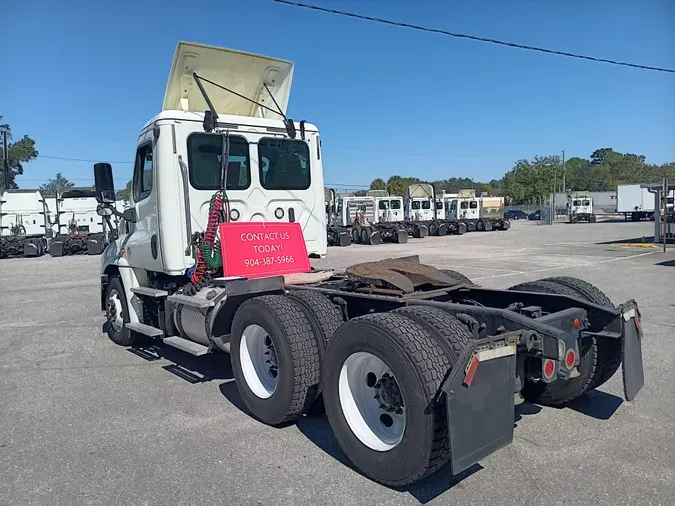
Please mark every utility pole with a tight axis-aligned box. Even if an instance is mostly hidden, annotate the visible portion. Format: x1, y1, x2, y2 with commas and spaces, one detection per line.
561, 149, 565, 193
2, 129, 9, 191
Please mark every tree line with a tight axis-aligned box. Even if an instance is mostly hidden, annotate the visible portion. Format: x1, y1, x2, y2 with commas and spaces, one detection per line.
366, 148, 675, 205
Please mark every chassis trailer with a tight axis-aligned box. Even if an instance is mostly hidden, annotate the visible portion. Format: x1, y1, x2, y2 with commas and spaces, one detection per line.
92, 41, 644, 488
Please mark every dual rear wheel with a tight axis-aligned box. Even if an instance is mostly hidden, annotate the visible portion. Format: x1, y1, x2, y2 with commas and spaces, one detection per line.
229, 291, 473, 487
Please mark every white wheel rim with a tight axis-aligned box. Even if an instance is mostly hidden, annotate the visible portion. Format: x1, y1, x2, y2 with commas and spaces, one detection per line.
108, 290, 124, 332
239, 324, 278, 399
338, 351, 406, 452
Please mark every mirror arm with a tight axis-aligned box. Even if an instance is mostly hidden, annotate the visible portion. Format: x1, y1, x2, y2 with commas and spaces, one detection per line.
98, 202, 137, 223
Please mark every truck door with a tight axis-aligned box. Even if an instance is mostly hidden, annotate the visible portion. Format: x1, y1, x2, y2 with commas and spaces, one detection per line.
124, 138, 163, 271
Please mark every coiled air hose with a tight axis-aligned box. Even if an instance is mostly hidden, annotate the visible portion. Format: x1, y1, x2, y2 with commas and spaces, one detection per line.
190, 191, 229, 284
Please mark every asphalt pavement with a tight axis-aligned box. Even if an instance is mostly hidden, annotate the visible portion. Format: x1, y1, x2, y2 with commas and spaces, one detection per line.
1, 219, 674, 505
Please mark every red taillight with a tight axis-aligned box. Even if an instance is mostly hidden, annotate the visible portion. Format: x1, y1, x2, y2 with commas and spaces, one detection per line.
543, 359, 556, 379
573, 318, 580, 328
565, 349, 576, 369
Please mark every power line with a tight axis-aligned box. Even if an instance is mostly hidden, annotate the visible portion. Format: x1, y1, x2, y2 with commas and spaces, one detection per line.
38, 155, 133, 164
273, 0, 675, 74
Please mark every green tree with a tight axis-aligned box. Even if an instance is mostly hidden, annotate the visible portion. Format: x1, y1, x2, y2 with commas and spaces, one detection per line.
40, 172, 75, 193
116, 180, 132, 201
0, 117, 39, 189
369, 178, 386, 191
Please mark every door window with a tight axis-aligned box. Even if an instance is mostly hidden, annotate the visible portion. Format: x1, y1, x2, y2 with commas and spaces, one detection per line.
132, 144, 153, 202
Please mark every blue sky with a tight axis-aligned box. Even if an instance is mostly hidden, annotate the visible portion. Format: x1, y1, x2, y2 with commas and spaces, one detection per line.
2, 0, 674, 191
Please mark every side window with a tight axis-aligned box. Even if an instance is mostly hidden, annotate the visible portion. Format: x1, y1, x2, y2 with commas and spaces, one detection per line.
450, 200, 457, 212
378, 200, 389, 210
132, 144, 153, 202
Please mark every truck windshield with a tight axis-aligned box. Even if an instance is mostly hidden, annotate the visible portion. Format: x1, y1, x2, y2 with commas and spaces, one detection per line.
391, 199, 401, 210
573, 200, 581, 206
582, 200, 590, 206
469, 201, 478, 209
259, 138, 311, 190
412, 201, 421, 210
187, 134, 251, 190
378, 200, 389, 210
422, 201, 431, 210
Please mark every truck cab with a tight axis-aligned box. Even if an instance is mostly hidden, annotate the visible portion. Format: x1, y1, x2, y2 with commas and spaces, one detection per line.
567, 191, 595, 223
375, 196, 403, 222
96, 41, 326, 322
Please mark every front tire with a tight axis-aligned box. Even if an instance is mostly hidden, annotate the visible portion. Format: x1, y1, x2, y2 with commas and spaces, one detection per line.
322, 312, 453, 487
230, 295, 321, 426
104, 276, 139, 346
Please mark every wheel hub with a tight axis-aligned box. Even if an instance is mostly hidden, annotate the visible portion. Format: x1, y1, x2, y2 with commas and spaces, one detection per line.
374, 373, 404, 414
106, 299, 117, 323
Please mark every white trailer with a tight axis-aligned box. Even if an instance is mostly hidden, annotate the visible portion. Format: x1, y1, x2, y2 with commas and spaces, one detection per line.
616, 183, 672, 221
91, 41, 644, 488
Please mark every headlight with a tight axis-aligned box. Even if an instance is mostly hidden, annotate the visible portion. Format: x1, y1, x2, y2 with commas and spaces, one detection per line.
274, 207, 285, 219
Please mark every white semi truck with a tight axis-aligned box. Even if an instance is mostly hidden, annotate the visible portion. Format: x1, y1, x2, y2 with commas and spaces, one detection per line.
93, 41, 644, 488
567, 191, 596, 223
0, 190, 50, 258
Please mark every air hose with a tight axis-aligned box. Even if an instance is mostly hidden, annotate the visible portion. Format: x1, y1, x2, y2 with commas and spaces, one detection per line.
190, 190, 229, 284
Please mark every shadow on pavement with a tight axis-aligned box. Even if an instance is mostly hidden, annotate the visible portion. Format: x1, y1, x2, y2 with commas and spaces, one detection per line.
128, 344, 234, 383
655, 259, 675, 267
562, 390, 623, 420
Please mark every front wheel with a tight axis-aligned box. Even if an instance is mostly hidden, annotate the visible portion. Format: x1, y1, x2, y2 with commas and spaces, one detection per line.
104, 276, 140, 346
322, 312, 453, 487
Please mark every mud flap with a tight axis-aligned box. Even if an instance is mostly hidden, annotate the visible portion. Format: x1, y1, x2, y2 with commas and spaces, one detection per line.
436, 223, 448, 236
23, 240, 39, 257
395, 230, 408, 243
413, 225, 428, 238
50, 241, 65, 257
367, 230, 382, 245
87, 237, 105, 255
456, 222, 467, 235
441, 339, 517, 475
501, 220, 511, 230
621, 303, 644, 402
338, 232, 351, 246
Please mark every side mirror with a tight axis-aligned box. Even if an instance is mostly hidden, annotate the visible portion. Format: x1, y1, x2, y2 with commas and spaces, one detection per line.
94, 163, 116, 204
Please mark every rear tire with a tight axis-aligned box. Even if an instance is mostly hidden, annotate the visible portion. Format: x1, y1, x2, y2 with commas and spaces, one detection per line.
539, 276, 621, 391
230, 295, 321, 426
322, 312, 453, 487
508, 280, 597, 406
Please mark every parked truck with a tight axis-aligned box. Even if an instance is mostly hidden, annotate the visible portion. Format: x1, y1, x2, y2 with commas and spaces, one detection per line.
0, 190, 50, 259
93, 41, 644, 488
49, 188, 115, 256
567, 191, 596, 223
445, 189, 510, 231
616, 183, 675, 221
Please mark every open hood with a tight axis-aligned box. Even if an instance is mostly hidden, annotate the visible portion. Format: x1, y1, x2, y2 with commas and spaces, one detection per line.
163, 41, 294, 119
407, 184, 434, 199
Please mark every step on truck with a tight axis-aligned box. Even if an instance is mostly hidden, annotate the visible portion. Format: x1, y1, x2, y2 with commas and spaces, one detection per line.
0, 190, 50, 259
94, 41, 645, 488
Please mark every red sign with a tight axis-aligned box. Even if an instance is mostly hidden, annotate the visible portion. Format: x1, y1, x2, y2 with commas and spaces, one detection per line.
218, 222, 311, 279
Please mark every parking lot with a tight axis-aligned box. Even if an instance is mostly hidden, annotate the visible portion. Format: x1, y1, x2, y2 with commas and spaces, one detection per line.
1, 219, 674, 505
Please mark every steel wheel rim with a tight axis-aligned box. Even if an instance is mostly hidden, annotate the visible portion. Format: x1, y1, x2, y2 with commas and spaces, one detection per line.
338, 351, 406, 452
240, 324, 279, 399
106, 289, 125, 332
